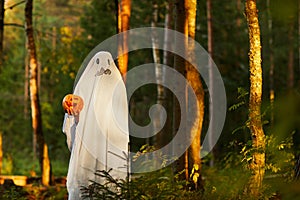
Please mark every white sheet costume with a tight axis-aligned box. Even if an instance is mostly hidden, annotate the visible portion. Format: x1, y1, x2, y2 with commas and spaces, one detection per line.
62, 51, 129, 199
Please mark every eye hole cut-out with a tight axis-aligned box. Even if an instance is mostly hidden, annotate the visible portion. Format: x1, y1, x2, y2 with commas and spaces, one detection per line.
96, 58, 99, 64
107, 59, 110, 66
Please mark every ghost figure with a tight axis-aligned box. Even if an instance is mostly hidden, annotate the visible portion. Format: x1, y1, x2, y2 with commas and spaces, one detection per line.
62, 51, 129, 199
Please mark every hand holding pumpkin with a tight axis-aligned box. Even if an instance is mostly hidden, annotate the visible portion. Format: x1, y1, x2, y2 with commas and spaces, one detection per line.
62, 94, 84, 116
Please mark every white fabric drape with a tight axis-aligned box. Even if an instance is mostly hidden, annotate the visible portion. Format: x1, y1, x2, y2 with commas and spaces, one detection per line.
62, 51, 129, 200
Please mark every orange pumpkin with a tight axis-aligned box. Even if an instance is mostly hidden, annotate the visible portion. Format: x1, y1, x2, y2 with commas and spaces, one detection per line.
62, 94, 84, 115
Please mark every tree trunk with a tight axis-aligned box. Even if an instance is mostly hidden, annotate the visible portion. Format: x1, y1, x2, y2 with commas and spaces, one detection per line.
173, 0, 187, 181
117, 0, 131, 80
245, 0, 265, 196
173, 0, 204, 190
0, 0, 4, 70
267, 0, 275, 125
25, 0, 51, 186
206, 0, 214, 167
298, 0, 300, 88
151, 0, 165, 151
0, 132, 2, 175
185, 0, 204, 190
160, 0, 174, 155
163, 0, 174, 67
287, 20, 294, 91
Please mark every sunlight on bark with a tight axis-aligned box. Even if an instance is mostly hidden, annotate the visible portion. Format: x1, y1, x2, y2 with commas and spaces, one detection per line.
245, 0, 265, 196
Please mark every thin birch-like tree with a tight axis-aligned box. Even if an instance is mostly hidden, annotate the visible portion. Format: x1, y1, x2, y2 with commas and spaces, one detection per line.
151, 0, 165, 150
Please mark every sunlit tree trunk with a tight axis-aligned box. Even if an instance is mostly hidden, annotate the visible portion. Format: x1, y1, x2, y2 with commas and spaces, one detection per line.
0, 2, 4, 170
25, 0, 51, 186
185, 0, 204, 190
173, 0, 204, 189
117, 0, 131, 80
245, 0, 265, 196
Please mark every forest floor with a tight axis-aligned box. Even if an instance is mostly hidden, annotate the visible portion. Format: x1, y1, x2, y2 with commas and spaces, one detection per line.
1, 175, 300, 199
0, 177, 68, 200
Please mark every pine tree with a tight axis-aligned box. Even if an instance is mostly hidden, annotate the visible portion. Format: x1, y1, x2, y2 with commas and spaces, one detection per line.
25, 0, 51, 186
245, 0, 265, 196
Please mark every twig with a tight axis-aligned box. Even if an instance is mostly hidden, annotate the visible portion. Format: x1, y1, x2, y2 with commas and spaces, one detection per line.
4, 23, 24, 28
5, 0, 26, 10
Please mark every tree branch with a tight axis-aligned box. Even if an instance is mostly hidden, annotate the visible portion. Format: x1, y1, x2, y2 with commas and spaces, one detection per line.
5, 0, 26, 10
4, 23, 24, 28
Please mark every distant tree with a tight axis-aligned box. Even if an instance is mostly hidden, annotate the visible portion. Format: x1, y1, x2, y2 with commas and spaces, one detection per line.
266, 0, 275, 125
173, 0, 187, 182
25, 0, 51, 186
0, 0, 4, 69
161, 0, 174, 149
151, 0, 165, 150
245, 0, 265, 196
206, 0, 214, 167
298, 1, 300, 89
287, 17, 295, 91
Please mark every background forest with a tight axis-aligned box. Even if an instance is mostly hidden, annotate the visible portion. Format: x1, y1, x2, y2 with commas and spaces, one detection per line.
0, 0, 300, 199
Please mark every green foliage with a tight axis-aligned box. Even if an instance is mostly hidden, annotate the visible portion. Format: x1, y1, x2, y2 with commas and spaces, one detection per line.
0, 186, 28, 200
229, 87, 249, 112
80, 0, 116, 49
265, 134, 294, 177
81, 168, 202, 200
2, 154, 14, 175
202, 166, 251, 200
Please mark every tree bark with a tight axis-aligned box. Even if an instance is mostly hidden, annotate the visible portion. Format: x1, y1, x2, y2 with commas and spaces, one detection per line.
267, 0, 275, 125
298, 0, 300, 88
117, 0, 131, 80
173, 0, 204, 190
173, 0, 187, 181
185, 0, 204, 190
0, 0, 4, 69
0, 132, 2, 175
151, 0, 165, 151
287, 20, 294, 91
25, 0, 51, 186
163, 0, 174, 67
207, 0, 214, 167
245, 0, 265, 196
160, 0, 174, 156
